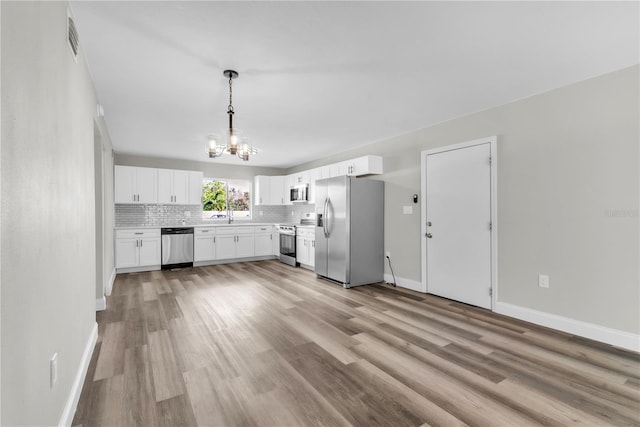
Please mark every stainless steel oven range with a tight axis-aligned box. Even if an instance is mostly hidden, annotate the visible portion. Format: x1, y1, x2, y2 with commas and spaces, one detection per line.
275, 224, 297, 267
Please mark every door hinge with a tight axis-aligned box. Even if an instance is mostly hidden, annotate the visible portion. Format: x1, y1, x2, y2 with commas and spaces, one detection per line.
488, 156, 492, 165
489, 221, 492, 231
489, 288, 493, 296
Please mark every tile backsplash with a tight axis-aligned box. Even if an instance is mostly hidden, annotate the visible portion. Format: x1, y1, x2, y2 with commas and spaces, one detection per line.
115, 203, 316, 227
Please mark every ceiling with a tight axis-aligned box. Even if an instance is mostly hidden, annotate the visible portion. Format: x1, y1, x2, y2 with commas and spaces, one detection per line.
70, 1, 638, 169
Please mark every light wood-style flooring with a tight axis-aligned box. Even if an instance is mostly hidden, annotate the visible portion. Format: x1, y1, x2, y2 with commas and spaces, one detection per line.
73, 260, 640, 426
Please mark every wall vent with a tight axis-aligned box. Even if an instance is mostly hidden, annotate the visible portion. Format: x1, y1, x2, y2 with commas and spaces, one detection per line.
67, 13, 79, 61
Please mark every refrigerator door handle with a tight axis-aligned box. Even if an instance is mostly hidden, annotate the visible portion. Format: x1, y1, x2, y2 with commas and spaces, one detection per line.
323, 197, 330, 238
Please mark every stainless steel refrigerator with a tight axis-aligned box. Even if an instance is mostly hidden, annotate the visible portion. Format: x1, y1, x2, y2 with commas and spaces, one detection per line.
315, 176, 384, 288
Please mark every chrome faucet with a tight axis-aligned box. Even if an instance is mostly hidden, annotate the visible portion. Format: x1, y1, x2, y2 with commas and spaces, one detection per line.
227, 207, 233, 224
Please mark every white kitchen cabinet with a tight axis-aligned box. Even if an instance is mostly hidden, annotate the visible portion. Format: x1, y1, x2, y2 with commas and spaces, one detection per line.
215, 226, 255, 260
115, 166, 158, 204
194, 227, 215, 261
307, 168, 321, 204
296, 227, 315, 269
272, 226, 280, 256
289, 170, 309, 186
254, 176, 271, 206
159, 169, 202, 205
342, 155, 384, 176
270, 176, 286, 205
188, 171, 204, 205
255, 175, 286, 205
115, 229, 161, 270
254, 225, 273, 256
158, 169, 188, 204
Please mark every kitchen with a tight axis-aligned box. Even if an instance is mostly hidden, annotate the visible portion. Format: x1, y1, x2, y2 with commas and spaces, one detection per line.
113, 154, 384, 286
1, 1, 638, 426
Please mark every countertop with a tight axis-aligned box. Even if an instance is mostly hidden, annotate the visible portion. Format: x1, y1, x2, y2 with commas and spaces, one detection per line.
115, 222, 278, 230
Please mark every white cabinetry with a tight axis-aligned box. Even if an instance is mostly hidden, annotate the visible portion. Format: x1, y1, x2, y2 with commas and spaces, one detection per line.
115, 166, 158, 204
254, 225, 273, 256
115, 229, 161, 271
296, 227, 315, 269
307, 168, 321, 204
255, 175, 286, 205
159, 169, 203, 205
341, 155, 384, 176
194, 227, 215, 262
188, 171, 204, 205
215, 226, 255, 260
272, 226, 280, 256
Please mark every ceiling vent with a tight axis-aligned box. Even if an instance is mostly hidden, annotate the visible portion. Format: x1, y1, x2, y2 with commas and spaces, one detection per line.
67, 12, 79, 61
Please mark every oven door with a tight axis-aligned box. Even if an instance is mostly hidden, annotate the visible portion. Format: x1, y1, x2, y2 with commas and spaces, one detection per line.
278, 233, 297, 267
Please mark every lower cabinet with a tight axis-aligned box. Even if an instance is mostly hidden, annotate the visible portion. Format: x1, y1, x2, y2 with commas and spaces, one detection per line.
296, 227, 315, 269
254, 226, 274, 257
115, 229, 161, 270
194, 227, 216, 261
214, 226, 255, 260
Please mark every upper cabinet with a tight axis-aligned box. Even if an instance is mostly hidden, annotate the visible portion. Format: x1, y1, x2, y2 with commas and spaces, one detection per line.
158, 169, 188, 204
253, 155, 383, 206
116, 166, 202, 205
115, 166, 158, 204
188, 171, 204, 205
336, 155, 384, 177
255, 175, 286, 206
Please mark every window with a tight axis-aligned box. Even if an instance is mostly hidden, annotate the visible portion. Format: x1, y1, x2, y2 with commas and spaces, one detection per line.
202, 178, 251, 220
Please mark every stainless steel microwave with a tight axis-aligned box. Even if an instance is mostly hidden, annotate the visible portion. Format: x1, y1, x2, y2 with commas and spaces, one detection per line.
290, 184, 309, 203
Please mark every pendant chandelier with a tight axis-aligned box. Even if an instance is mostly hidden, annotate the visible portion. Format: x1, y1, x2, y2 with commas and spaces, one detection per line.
208, 69, 258, 161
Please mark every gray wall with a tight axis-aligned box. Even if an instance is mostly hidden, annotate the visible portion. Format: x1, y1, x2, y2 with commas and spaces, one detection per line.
289, 66, 639, 335
1, 2, 112, 425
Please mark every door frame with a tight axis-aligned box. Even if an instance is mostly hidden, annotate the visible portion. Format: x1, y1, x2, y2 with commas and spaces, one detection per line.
420, 136, 498, 310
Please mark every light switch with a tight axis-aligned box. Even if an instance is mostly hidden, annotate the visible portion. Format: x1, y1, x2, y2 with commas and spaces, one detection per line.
403, 206, 413, 215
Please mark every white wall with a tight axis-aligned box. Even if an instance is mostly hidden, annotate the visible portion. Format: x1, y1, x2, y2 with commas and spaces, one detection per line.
1, 2, 111, 424
290, 66, 639, 337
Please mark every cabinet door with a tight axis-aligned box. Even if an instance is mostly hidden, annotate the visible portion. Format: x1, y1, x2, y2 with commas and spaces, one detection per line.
236, 235, 255, 258
115, 166, 136, 203
254, 176, 271, 206
171, 170, 189, 204
136, 167, 158, 204
115, 238, 139, 268
215, 235, 236, 260
188, 171, 203, 205
308, 239, 315, 268
157, 169, 174, 204
272, 229, 280, 256
194, 234, 215, 262
307, 168, 321, 204
254, 233, 272, 256
138, 237, 161, 266
296, 236, 307, 264
269, 176, 285, 205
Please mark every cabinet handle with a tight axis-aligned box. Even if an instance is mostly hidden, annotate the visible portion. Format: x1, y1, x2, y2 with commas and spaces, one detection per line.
140, 239, 143, 247
214, 236, 216, 243
260, 197, 262, 204
136, 240, 138, 247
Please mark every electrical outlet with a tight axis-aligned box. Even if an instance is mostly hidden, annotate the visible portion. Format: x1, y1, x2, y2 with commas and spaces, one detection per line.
50, 353, 58, 387
538, 274, 549, 288
385, 251, 391, 258
183, 211, 191, 218
259, 211, 264, 216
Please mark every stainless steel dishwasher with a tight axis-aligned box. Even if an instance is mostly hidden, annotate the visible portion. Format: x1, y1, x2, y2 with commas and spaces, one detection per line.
161, 227, 194, 269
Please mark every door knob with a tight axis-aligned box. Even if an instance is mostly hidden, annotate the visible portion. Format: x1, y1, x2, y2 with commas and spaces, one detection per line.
426, 233, 433, 238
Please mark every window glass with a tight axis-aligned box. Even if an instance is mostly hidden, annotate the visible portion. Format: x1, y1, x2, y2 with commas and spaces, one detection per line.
202, 178, 251, 220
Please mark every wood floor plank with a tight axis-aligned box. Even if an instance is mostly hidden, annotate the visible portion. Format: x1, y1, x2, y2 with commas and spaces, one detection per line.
74, 260, 640, 427
148, 329, 185, 402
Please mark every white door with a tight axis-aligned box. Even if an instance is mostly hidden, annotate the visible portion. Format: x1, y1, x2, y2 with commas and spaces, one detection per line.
215, 235, 236, 260
236, 235, 255, 258
194, 235, 215, 262
157, 169, 174, 204
138, 237, 161, 267
114, 166, 136, 203
115, 238, 138, 268
425, 142, 492, 309
172, 170, 189, 204
136, 167, 158, 204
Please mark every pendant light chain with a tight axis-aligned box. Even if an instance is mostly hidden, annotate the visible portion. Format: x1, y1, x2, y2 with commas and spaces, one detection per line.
228, 75, 234, 114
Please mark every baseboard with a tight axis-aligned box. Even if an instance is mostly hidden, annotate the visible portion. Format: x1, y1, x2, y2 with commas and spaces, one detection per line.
58, 322, 98, 427
495, 302, 640, 353
95, 296, 106, 311
384, 274, 425, 293
106, 268, 116, 296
